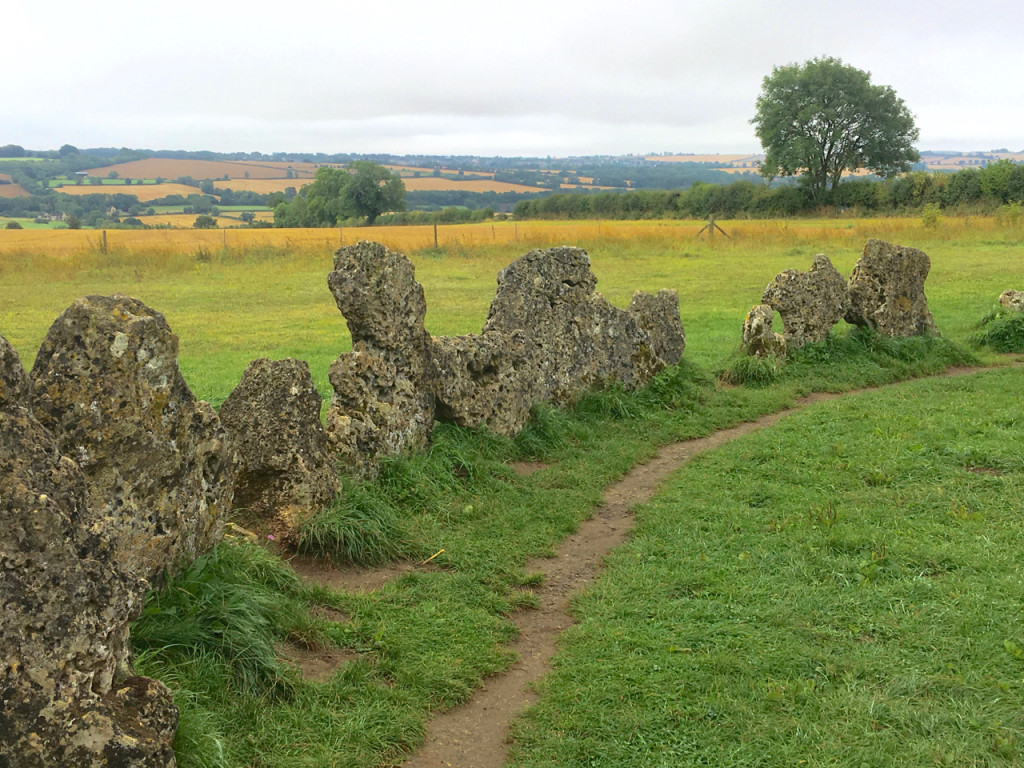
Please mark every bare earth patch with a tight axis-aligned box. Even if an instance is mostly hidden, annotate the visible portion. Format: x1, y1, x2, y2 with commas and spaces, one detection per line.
276, 641, 364, 683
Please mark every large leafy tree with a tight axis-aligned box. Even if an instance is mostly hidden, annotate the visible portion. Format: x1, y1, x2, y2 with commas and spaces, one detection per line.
340, 161, 406, 225
273, 162, 406, 227
752, 57, 919, 202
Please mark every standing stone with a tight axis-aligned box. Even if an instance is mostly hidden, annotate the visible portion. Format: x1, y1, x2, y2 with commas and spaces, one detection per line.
741, 304, 788, 358
1, 333, 178, 767
761, 254, 849, 348
325, 242, 437, 473
1, 333, 32, 408
219, 358, 341, 542
29, 294, 235, 586
482, 246, 663, 406
845, 239, 937, 336
999, 289, 1024, 311
431, 329, 534, 435
627, 289, 686, 366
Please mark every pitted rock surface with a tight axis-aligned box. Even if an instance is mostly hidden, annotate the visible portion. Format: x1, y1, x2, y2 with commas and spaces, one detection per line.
761, 254, 848, 348
845, 239, 937, 336
999, 289, 1024, 312
431, 329, 534, 435
220, 358, 341, 542
483, 246, 663, 406
741, 304, 788, 358
1, 334, 177, 767
0, 333, 32, 408
29, 294, 234, 586
627, 289, 686, 366
326, 242, 437, 471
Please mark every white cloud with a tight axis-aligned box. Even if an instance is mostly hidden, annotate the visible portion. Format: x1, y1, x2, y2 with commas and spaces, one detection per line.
10, 0, 1024, 154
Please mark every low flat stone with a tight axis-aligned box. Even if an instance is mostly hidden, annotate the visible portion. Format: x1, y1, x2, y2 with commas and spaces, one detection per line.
431, 329, 534, 436
999, 289, 1024, 311
220, 358, 341, 542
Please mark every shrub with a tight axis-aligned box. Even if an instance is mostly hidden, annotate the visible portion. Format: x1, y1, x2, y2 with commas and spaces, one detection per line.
972, 305, 1024, 352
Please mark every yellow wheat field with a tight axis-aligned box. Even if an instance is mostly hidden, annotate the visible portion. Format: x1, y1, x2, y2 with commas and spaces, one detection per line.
0, 217, 1007, 262
79, 158, 328, 181
401, 178, 545, 193
54, 183, 212, 203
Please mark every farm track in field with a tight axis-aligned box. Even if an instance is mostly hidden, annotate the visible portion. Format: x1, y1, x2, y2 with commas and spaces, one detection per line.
292, 362, 1018, 768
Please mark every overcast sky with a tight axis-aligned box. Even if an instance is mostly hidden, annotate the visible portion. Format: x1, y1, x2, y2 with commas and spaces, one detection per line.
8, 0, 1022, 157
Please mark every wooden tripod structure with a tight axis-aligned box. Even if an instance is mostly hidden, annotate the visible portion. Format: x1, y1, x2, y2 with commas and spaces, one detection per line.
696, 215, 730, 241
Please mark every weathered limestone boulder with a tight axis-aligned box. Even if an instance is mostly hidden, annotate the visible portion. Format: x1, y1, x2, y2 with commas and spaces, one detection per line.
220, 358, 341, 541
1, 334, 178, 767
29, 294, 235, 586
999, 289, 1024, 311
325, 242, 437, 472
482, 246, 664, 406
1, 334, 32, 407
741, 304, 788, 358
761, 254, 849, 348
627, 289, 686, 366
845, 239, 937, 336
431, 329, 534, 435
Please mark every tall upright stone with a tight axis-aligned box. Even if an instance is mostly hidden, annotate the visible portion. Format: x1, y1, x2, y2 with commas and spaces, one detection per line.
482, 246, 665, 406
761, 254, 849, 348
627, 289, 686, 366
2, 333, 178, 767
325, 242, 438, 473
30, 294, 235, 586
845, 239, 937, 336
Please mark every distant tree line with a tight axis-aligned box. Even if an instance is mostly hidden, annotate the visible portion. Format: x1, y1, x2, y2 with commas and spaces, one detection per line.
513, 162, 1024, 220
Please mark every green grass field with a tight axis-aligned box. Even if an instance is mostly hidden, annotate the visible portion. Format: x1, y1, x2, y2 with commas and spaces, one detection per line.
2, 220, 1022, 767
510, 368, 1024, 767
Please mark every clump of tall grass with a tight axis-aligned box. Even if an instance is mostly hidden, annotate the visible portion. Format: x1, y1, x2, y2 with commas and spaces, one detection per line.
717, 352, 784, 387
299, 481, 415, 566
131, 540, 311, 698
971, 305, 1024, 352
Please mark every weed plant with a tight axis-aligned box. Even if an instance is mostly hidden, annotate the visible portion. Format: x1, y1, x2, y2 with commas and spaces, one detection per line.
972, 305, 1024, 352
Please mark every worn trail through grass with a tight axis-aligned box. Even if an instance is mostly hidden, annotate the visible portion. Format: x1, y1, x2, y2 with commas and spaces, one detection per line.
295, 364, 1012, 768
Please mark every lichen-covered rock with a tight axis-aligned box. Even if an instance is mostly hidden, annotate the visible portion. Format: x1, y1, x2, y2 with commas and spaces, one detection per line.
627, 289, 686, 366
845, 239, 937, 336
325, 242, 438, 472
431, 329, 534, 435
1, 334, 177, 767
0, 333, 32, 408
483, 246, 663, 405
220, 358, 341, 541
761, 254, 848, 348
999, 289, 1024, 311
29, 294, 234, 585
741, 304, 788, 358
